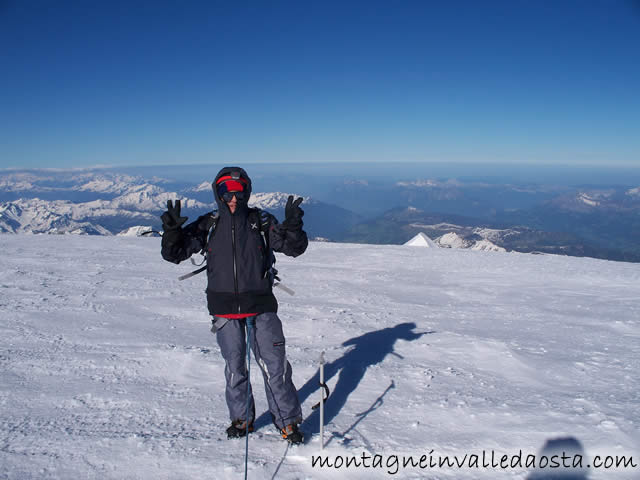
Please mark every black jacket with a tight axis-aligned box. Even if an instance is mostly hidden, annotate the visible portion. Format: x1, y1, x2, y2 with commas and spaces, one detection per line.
161, 167, 308, 315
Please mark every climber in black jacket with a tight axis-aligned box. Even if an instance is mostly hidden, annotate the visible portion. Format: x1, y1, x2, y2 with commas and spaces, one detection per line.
160, 166, 307, 444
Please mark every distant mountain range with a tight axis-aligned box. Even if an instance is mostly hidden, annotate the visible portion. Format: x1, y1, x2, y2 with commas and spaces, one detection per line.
340, 202, 640, 262
1, 168, 639, 262
0, 170, 361, 240
330, 176, 640, 262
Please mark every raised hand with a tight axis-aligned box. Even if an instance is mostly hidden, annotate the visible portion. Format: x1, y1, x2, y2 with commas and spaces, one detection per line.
160, 199, 188, 230
283, 195, 304, 230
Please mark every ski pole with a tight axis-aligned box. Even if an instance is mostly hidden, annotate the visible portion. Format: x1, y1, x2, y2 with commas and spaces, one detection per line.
244, 316, 255, 480
319, 351, 325, 450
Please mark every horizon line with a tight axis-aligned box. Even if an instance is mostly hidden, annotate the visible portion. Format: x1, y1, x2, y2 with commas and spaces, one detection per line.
2, 161, 640, 173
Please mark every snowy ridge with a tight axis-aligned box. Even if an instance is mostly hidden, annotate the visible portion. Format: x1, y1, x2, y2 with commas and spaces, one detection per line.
0, 184, 207, 234
410, 224, 511, 252
105, 184, 206, 211
437, 231, 472, 249
0, 172, 40, 191
249, 192, 312, 210
0, 235, 638, 479
396, 178, 464, 188
578, 192, 601, 207
0, 184, 310, 235
0, 198, 153, 234
396, 179, 440, 187
191, 181, 212, 192
0, 199, 118, 235
3, 169, 638, 261
550, 188, 637, 213
117, 226, 157, 237
474, 227, 516, 243
73, 174, 142, 194
435, 231, 506, 251
470, 238, 507, 252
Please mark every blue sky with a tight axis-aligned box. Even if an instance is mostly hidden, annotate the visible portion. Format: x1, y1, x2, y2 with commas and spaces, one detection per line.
1, 0, 639, 169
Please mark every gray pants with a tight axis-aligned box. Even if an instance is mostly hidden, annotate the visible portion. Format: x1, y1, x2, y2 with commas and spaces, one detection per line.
213, 312, 302, 429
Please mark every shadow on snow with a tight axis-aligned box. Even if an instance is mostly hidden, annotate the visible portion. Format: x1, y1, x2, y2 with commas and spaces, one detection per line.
255, 321, 433, 439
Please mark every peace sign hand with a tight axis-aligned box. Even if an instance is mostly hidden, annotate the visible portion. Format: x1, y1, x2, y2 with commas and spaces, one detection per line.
161, 199, 188, 230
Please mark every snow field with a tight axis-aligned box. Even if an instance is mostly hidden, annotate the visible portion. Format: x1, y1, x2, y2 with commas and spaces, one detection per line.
1, 234, 639, 479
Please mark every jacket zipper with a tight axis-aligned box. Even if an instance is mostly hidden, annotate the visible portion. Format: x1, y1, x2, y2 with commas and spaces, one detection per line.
231, 214, 240, 312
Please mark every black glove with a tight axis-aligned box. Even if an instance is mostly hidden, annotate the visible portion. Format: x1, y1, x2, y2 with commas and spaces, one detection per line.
283, 195, 304, 230
160, 200, 187, 247
161, 226, 182, 248
161, 200, 188, 230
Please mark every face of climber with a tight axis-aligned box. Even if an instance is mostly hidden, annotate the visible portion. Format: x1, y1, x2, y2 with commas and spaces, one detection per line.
225, 192, 239, 213
216, 174, 248, 214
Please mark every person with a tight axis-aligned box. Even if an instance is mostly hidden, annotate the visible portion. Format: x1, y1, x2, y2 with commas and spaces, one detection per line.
160, 166, 307, 444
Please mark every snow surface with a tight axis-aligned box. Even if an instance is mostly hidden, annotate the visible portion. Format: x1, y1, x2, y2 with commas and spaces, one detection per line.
1, 235, 639, 479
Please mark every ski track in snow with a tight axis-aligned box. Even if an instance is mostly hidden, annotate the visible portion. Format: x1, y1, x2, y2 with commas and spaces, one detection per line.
1, 235, 639, 479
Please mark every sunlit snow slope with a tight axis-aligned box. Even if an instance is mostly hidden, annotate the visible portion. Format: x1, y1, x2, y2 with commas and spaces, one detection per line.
1, 235, 639, 479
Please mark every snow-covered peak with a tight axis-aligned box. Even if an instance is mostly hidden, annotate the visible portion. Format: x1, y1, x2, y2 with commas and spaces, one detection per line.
473, 227, 517, 243
471, 239, 507, 252
0, 180, 36, 192
108, 185, 207, 211
404, 232, 438, 248
66, 223, 113, 236
73, 174, 142, 194
193, 181, 212, 192
0, 172, 47, 192
437, 232, 472, 249
0, 198, 157, 235
396, 178, 463, 188
572, 190, 617, 208
0, 202, 23, 221
437, 230, 509, 252
577, 193, 600, 207
396, 179, 440, 188
626, 187, 640, 197
248, 192, 310, 210
117, 226, 157, 237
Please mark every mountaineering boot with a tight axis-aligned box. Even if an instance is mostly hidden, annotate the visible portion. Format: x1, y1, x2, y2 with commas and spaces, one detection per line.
226, 419, 254, 439
280, 424, 304, 444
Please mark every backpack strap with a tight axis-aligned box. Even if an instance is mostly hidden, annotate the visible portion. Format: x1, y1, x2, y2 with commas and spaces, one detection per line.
193, 210, 219, 256
248, 208, 277, 282
205, 211, 220, 247
178, 211, 218, 281
248, 207, 268, 242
